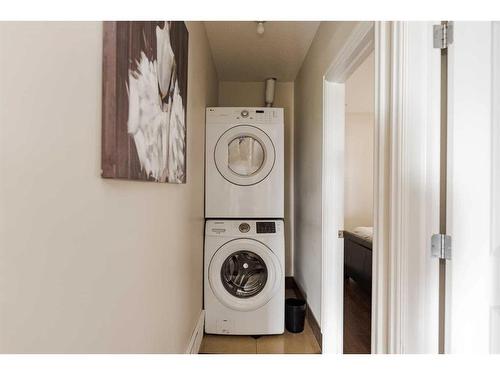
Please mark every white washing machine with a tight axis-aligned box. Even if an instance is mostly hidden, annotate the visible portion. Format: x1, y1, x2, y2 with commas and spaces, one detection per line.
204, 219, 284, 335
205, 107, 284, 218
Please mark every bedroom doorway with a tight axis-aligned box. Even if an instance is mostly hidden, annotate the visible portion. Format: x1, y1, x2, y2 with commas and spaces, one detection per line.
342, 51, 375, 354
321, 21, 386, 354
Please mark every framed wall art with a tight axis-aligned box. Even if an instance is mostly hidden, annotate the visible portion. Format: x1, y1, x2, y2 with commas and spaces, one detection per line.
102, 21, 189, 183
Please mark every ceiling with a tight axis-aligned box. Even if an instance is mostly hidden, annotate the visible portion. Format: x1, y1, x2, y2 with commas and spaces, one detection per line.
204, 21, 320, 82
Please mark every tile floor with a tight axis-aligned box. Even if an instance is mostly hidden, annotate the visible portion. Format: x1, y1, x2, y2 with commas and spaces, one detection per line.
200, 289, 321, 354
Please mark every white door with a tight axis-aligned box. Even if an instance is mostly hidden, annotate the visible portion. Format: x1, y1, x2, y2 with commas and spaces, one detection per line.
445, 21, 500, 353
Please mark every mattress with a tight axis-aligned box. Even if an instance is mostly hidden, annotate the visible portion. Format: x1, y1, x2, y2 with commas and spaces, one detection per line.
352, 226, 373, 242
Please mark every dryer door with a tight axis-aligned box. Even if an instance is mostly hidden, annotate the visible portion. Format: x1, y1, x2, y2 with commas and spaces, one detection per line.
214, 125, 275, 186
209, 238, 282, 312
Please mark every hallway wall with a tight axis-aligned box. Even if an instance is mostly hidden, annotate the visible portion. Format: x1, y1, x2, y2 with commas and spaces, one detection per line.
293, 21, 363, 323
218, 81, 295, 276
0, 21, 218, 353
344, 112, 374, 230
344, 52, 375, 231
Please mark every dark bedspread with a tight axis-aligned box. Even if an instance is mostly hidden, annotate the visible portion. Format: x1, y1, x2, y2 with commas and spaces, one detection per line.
344, 231, 372, 292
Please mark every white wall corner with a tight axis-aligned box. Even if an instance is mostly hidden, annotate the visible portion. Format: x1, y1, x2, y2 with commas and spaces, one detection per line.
185, 310, 205, 354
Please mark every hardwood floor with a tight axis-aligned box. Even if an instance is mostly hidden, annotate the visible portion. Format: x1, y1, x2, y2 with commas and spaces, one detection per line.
343, 278, 371, 354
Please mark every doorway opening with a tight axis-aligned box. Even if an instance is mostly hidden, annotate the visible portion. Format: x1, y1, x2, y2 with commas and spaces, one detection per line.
342, 51, 375, 354
321, 21, 383, 354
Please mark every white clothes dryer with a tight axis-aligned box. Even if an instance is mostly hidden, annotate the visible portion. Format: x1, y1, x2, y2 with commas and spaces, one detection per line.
205, 107, 284, 218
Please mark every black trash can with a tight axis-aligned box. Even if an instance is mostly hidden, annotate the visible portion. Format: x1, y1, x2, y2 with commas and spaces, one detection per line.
285, 298, 306, 333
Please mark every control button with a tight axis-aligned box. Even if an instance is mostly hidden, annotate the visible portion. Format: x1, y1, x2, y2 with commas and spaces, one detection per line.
239, 223, 251, 233
241, 110, 249, 118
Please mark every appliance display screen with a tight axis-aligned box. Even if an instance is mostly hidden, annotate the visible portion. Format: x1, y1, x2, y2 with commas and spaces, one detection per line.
256, 222, 276, 233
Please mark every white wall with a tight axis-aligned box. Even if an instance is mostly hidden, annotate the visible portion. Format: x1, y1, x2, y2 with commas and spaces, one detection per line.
294, 21, 361, 322
0, 21, 218, 353
344, 52, 374, 231
218, 81, 294, 276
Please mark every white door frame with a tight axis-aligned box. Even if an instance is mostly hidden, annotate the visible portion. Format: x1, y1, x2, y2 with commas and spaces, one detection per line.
386, 21, 442, 354
321, 21, 442, 354
321, 21, 375, 354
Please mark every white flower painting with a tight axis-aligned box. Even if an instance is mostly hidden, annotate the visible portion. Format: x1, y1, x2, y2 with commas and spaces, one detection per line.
101, 21, 188, 183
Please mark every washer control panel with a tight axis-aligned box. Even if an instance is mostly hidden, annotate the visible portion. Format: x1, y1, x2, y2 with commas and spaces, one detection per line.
206, 220, 283, 236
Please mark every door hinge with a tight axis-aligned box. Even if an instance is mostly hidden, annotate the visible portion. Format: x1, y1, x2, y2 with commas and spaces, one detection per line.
431, 234, 452, 260
433, 22, 454, 49
338, 230, 344, 238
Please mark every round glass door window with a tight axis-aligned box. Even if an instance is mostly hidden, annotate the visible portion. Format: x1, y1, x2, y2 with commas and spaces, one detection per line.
209, 238, 282, 311
214, 125, 275, 186
220, 251, 268, 298
228, 136, 265, 176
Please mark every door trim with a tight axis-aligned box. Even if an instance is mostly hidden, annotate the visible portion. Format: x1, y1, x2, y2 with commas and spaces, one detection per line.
321, 21, 442, 354
380, 21, 442, 354
321, 21, 376, 354
372, 21, 391, 354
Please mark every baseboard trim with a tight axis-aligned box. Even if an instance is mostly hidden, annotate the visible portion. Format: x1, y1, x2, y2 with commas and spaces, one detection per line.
186, 310, 205, 354
285, 276, 323, 351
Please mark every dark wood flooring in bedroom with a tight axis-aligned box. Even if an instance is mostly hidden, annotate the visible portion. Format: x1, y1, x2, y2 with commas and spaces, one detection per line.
344, 278, 371, 354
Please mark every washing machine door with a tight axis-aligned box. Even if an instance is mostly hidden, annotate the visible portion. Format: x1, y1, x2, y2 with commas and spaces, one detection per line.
214, 125, 275, 186
209, 238, 282, 312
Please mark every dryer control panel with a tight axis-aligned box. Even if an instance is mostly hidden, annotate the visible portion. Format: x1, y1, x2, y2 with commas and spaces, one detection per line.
206, 107, 283, 125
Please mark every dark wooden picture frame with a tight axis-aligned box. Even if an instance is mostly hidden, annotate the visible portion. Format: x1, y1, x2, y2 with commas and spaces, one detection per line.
102, 21, 189, 183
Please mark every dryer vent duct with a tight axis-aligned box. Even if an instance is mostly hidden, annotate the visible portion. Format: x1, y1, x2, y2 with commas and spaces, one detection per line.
265, 77, 277, 107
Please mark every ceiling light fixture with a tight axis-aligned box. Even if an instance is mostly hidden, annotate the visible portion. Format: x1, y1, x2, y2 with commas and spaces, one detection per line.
256, 21, 266, 35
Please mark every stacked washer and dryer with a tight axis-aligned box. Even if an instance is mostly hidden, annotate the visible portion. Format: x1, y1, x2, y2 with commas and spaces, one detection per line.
204, 107, 285, 335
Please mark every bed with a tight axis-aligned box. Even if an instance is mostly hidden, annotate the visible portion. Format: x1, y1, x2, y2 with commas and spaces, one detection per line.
344, 227, 373, 292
